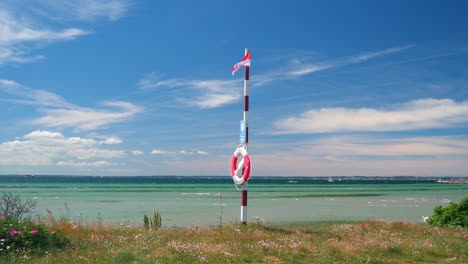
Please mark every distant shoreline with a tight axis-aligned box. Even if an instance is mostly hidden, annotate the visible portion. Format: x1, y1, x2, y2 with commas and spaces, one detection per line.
1, 175, 468, 186
436, 180, 468, 184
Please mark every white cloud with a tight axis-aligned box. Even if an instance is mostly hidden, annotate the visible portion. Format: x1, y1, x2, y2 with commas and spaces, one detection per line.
0, 1, 130, 66
0, 47, 45, 65
67, 148, 125, 160
34, 0, 131, 21
297, 136, 468, 157
0, 9, 89, 65
137, 45, 414, 108
137, 72, 180, 90
289, 45, 414, 77
0, 11, 88, 45
0, 79, 75, 108
349, 45, 415, 63
150, 149, 208, 156
151, 149, 169, 155
180, 79, 241, 108
172, 135, 468, 176
131, 150, 143, 155
77, 0, 130, 21
138, 73, 241, 108
248, 135, 468, 176
186, 91, 239, 109
0, 130, 125, 166
274, 98, 468, 134
24, 130, 64, 139
288, 64, 333, 76
100, 136, 123, 144
0, 80, 143, 131
57, 160, 118, 167
32, 101, 143, 131
247, 45, 415, 87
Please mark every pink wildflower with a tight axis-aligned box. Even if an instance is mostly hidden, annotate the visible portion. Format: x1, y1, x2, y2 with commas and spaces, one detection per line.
34, 222, 40, 226
23, 226, 27, 229
10, 230, 17, 236
17, 231, 22, 235
51, 231, 56, 235
30, 230, 38, 234
1, 216, 6, 219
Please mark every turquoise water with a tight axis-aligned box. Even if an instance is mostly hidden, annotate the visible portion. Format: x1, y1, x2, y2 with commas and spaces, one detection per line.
1, 177, 466, 227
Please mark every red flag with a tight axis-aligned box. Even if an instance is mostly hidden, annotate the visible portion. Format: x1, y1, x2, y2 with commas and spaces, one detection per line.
231, 52, 251, 75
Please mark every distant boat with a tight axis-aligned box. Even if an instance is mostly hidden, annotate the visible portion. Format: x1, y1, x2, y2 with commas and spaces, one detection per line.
436, 179, 448, 184
328, 177, 334, 182
24, 174, 36, 178
287, 179, 297, 184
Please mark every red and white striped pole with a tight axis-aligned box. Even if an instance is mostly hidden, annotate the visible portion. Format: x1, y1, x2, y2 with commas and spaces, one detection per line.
241, 48, 249, 224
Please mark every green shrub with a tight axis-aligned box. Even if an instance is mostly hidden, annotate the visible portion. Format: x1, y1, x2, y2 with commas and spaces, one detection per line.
427, 197, 468, 228
0, 217, 69, 255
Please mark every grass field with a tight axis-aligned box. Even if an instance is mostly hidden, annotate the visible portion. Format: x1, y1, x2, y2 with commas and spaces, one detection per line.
1, 220, 466, 264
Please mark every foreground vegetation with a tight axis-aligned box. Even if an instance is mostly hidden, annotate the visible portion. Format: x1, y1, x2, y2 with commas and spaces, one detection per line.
0, 219, 466, 264
428, 197, 468, 228
1, 194, 467, 263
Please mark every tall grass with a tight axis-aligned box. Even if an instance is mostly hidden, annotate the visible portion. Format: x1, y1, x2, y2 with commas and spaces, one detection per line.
1, 219, 466, 264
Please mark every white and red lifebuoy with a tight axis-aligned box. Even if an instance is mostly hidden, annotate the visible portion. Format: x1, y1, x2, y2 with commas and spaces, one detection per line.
230, 146, 251, 185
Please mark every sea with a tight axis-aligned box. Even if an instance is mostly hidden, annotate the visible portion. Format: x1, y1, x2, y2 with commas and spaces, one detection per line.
0, 175, 466, 227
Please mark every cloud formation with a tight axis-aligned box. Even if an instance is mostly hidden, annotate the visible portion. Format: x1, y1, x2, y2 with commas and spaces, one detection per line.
151, 149, 169, 155
33, 101, 143, 131
245, 135, 468, 176
288, 45, 415, 76
0, 11, 88, 45
33, 0, 131, 21
138, 73, 241, 108
0, 0, 130, 66
0, 80, 143, 131
251, 45, 415, 88
0, 79, 74, 108
0, 130, 125, 166
151, 149, 209, 156
274, 98, 468, 134
0, 9, 88, 65
57, 160, 118, 167
138, 45, 414, 109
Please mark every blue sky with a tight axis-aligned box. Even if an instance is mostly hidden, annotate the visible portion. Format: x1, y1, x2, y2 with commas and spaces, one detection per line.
0, 0, 467, 176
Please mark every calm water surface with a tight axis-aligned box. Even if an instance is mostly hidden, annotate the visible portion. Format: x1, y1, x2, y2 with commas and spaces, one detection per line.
0, 176, 466, 227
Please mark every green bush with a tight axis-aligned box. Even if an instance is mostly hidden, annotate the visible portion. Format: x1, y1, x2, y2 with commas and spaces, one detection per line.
0, 217, 69, 255
427, 197, 468, 228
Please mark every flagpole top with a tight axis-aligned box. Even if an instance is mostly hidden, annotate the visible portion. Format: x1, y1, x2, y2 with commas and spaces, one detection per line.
245, 48, 249, 55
